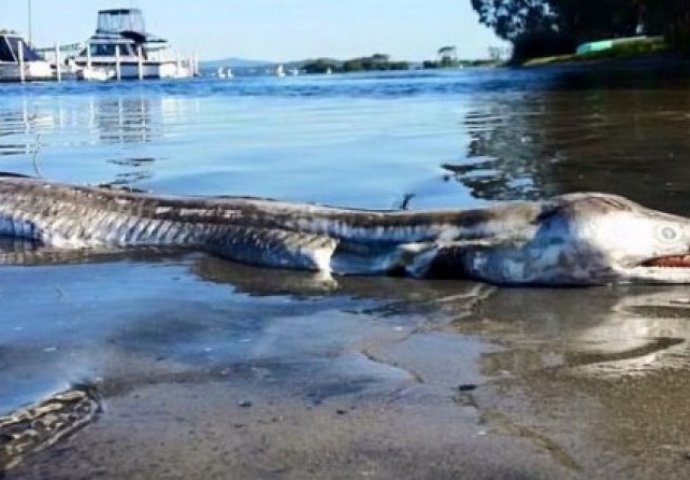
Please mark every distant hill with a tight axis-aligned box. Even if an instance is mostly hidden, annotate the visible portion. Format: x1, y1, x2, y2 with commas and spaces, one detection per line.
201, 57, 273, 69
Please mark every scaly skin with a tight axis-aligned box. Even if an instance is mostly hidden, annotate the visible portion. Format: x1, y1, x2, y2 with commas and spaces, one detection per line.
0, 384, 101, 471
1, 174, 690, 285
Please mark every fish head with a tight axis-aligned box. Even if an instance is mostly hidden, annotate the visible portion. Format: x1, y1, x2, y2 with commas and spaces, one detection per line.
526, 193, 690, 285
576, 195, 690, 284
435, 193, 690, 285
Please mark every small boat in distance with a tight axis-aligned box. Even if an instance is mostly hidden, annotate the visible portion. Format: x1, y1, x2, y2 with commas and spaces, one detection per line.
0, 32, 53, 82
275, 64, 286, 77
71, 8, 194, 80
216, 66, 233, 78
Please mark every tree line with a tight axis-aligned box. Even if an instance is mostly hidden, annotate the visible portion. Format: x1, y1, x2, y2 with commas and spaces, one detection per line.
471, 0, 690, 61
302, 54, 409, 74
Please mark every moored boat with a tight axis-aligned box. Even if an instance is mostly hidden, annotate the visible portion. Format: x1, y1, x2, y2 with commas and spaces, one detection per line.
70, 8, 194, 80
0, 32, 53, 82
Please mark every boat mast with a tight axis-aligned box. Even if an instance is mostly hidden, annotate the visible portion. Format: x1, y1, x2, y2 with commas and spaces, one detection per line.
27, 0, 32, 45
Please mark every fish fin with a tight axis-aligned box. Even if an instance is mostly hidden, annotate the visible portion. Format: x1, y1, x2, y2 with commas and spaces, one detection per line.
396, 242, 440, 278
210, 227, 338, 272
399, 239, 508, 278
329, 241, 435, 277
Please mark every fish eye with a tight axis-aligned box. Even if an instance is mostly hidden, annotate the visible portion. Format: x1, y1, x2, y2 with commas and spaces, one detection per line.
657, 225, 679, 242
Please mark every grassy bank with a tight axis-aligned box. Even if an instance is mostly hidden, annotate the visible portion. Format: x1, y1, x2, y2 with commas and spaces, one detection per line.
523, 36, 670, 67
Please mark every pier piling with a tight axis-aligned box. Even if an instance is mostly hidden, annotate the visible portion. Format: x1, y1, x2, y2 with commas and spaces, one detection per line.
54, 44, 62, 82
115, 44, 121, 81
137, 45, 143, 80
18, 41, 25, 83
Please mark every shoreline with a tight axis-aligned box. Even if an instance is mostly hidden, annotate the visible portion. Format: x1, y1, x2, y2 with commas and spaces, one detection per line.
517, 52, 690, 71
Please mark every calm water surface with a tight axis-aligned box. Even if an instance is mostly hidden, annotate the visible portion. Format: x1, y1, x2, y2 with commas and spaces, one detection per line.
4, 67, 690, 477
3, 68, 690, 210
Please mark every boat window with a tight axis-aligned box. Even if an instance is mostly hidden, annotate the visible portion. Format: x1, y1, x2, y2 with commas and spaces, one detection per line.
0, 37, 16, 62
119, 44, 134, 56
97, 9, 146, 35
91, 44, 116, 56
87, 43, 136, 57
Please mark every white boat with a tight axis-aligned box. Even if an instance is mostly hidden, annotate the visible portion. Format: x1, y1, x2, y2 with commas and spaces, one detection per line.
275, 64, 286, 77
79, 66, 115, 82
71, 8, 194, 80
216, 66, 233, 78
288, 67, 299, 76
0, 33, 53, 82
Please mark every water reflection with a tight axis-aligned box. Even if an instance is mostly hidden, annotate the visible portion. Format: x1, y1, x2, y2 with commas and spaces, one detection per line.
453, 286, 690, 376
0, 95, 166, 185
3, 235, 689, 380
0, 239, 480, 311
92, 97, 155, 144
105, 156, 155, 185
452, 88, 690, 214
195, 261, 690, 380
0, 244, 447, 415
454, 282, 690, 471
0, 100, 54, 158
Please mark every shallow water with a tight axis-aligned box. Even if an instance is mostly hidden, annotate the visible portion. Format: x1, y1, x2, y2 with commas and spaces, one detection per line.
4, 66, 690, 477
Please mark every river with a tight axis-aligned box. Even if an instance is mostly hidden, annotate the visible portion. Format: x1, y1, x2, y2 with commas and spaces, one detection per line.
2, 66, 690, 478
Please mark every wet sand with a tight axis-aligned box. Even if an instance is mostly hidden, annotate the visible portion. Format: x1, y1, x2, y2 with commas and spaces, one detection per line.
4, 257, 690, 478
7, 380, 575, 480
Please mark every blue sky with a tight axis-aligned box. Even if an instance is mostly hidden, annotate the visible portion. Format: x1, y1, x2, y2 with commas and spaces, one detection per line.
1, 1, 506, 61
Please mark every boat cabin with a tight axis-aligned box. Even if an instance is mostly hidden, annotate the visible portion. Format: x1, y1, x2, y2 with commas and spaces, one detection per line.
0, 33, 52, 82
94, 9, 167, 44
72, 8, 193, 80
97, 8, 147, 35
0, 34, 43, 63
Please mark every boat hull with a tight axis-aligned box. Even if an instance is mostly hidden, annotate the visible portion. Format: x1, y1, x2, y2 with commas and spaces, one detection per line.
0, 61, 54, 83
74, 58, 192, 80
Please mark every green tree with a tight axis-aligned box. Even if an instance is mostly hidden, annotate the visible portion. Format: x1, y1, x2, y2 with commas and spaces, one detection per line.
370, 53, 390, 63
552, 0, 643, 41
641, 0, 690, 50
302, 59, 339, 74
470, 0, 556, 41
342, 58, 363, 72
552, 0, 690, 49
437, 45, 458, 66
488, 46, 508, 62
471, 0, 690, 54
